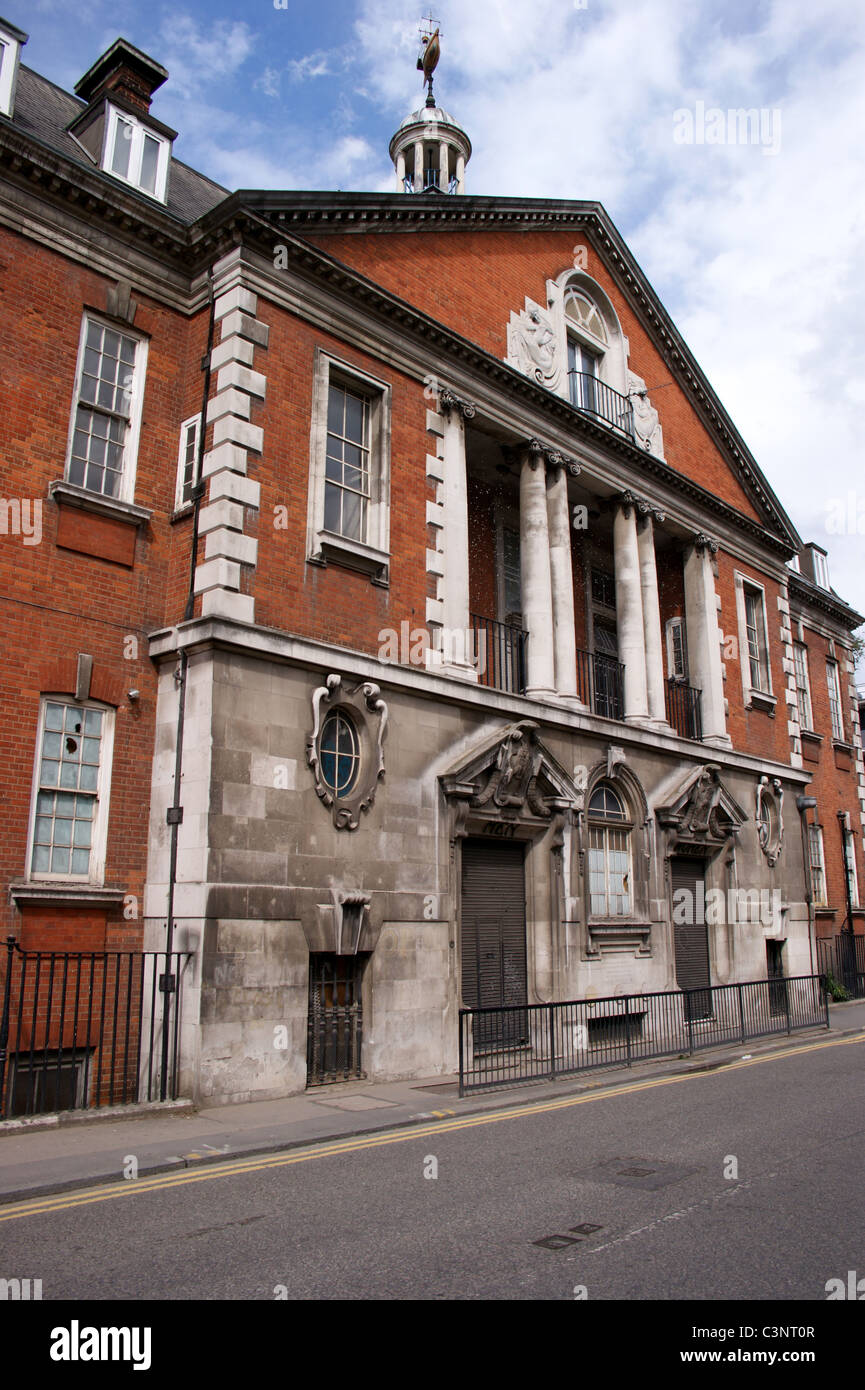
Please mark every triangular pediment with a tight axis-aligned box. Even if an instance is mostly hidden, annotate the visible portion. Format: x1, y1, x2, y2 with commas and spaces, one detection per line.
440, 719, 579, 820
655, 763, 748, 853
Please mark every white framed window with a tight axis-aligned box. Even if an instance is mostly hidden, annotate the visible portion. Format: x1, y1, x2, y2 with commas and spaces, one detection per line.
813, 550, 830, 590
306, 351, 391, 579
827, 660, 845, 740
842, 822, 860, 908
666, 617, 687, 680
175, 414, 201, 510
566, 289, 607, 414
104, 105, 169, 202
793, 642, 813, 730
0, 23, 25, 119
65, 315, 148, 504
587, 783, 632, 917
27, 698, 114, 883
808, 824, 827, 907
743, 585, 771, 692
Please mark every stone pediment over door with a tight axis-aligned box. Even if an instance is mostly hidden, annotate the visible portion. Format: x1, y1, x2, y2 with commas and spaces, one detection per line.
655, 763, 747, 857
441, 719, 580, 838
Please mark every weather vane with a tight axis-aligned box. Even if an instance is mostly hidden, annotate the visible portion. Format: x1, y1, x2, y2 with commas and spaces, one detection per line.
417, 15, 441, 108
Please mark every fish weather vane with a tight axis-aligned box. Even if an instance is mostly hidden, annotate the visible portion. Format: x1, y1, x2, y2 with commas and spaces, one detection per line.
417, 15, 441, 108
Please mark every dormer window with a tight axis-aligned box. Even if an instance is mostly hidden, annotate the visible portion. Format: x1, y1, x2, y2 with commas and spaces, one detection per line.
0, 18, 27, 119
105, 105, 169, 200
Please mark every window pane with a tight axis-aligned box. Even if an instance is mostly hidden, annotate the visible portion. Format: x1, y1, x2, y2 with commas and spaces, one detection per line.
111, 118, 133, 177
140, 134, 160, 193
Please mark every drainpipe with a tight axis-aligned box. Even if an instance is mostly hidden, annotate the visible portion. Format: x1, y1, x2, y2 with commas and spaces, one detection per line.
160, 272, 216, 1101
797, 795, 818, 979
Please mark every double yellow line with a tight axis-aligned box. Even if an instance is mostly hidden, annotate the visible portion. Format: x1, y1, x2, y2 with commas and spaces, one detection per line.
1, 1031, 861, 1224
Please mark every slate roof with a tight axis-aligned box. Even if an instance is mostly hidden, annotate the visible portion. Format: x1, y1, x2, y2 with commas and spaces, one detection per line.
8, 64, 227, 224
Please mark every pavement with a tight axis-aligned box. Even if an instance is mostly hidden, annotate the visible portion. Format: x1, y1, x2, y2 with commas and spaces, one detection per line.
1, 997, 862, 1204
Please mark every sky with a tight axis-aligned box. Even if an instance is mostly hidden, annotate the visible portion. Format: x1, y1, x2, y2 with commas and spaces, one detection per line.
15, 0, 865, 665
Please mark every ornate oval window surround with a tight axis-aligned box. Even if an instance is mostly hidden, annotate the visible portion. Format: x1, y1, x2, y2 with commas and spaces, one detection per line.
306, 674, 387, 830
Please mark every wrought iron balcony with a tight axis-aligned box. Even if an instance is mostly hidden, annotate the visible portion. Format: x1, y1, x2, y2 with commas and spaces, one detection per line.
576, 648, 625, 720
471, 614, 527, 694
665, 678, 703, 740
568, 371, 635, 441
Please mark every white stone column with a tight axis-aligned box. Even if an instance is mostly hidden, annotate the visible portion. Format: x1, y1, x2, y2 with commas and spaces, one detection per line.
684, 535, 730, 745
439, 141, 449, 190
613, 496, 649, 722
395, 149, 405, 191
436, 397, 477, 681
546, 462, 583, 705
520, 446, 556, 698
456, 153, 466, 193
637, 510, 668, 726
414, 140, 424, 190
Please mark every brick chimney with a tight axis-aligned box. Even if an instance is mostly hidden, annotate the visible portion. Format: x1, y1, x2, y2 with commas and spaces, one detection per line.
74, 38, 168, 116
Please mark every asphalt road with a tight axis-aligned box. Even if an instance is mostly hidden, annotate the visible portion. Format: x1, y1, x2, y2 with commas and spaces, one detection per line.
2, 1034, 862, 1301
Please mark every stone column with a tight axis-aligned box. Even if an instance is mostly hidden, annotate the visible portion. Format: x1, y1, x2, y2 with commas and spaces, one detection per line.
436, 392, 477, 681
395, 149, 406, 191
456, 153, 466, 193
684, 534, 730, 745
439, 141, 449, 190
520, 445, 556, 698
637, 509, 668, 726
546, 461, 583, 706
613, 495, 649, 722
414, 140, 424, 191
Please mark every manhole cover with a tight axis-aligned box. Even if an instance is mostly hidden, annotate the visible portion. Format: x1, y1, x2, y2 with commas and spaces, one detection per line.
585, 1157, 698, 1191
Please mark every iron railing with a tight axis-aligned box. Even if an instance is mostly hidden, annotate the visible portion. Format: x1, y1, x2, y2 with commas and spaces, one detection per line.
665, 678, 703, 740
458, 974, 828, 1094
569, 371, 635, 440
576, 647, 625, 720
0, 939, 188, 1119
471, 613, 527, 694
816, 933, 865, 998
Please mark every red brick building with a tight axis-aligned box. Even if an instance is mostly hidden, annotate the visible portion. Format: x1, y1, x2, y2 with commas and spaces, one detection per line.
0, 22, 862, 1109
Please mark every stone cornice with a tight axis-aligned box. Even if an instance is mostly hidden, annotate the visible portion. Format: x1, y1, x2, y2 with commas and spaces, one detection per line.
147, 615, 813, 786
787, 573, 864, 631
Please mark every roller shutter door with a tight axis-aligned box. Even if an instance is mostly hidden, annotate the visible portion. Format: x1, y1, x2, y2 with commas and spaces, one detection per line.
671, 856, 712, 1020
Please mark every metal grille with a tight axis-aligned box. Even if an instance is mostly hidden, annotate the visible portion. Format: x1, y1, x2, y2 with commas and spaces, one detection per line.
0, 941, 187, 1119
461, 840, 528, 1052
816, 934, 865, 998
306, 954, 366, 1085
671, 858, 712, 1021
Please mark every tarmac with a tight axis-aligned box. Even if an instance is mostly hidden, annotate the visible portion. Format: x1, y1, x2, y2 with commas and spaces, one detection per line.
1, 997, 862, 1203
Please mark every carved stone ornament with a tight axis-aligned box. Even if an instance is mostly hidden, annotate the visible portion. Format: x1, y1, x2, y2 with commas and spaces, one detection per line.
441, 720, 582, 837
439, 387, 476, 420
516, 438, 581, 477
756, 776, 784, 867
306, 674, 387, 830
627, 372, 664, 458
332, 888, 372, 955
507, 298, 563, 392
656, 763, 747, 856
692, 532, 720, 556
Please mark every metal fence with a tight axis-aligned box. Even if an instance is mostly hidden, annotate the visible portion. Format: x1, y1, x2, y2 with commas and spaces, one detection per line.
816, 934, 865, 999
575, 648, 625, 720
471, 613, 528, 695
0, 939, 188, 1120
458, 974, 829, 1094
665, 678, 703, 740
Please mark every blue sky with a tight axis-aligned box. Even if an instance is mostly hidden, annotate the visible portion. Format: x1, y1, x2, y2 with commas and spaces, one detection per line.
14, 1, 865, 650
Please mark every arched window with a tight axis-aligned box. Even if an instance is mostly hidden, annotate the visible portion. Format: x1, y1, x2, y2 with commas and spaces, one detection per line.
319, 709, 360, 797
565, 289, 609, 415
587, 782, 632, 916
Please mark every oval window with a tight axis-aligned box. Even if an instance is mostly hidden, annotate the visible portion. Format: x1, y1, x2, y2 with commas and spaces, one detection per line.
319, 709, 360, 797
